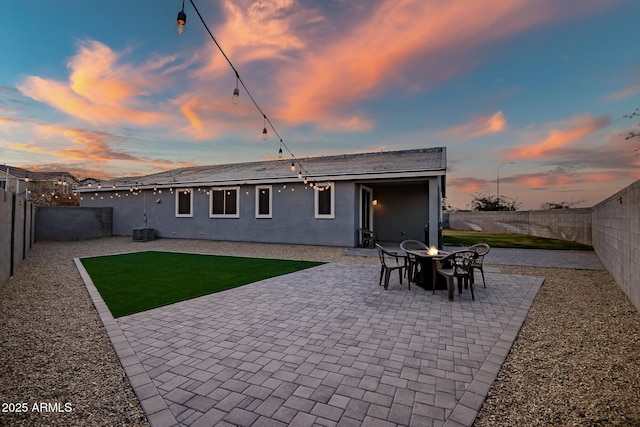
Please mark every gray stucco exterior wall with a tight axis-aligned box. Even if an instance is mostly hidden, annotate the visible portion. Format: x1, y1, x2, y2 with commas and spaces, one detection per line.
80, 178, 441, 247
83, 182, 359, 247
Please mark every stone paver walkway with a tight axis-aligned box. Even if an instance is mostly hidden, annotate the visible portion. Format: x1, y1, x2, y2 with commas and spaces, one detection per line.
346, 245, 604, 270
77, 258, 544, 427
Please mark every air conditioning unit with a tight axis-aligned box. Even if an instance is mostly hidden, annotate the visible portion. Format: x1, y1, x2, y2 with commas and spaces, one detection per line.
132, 228, 155, 242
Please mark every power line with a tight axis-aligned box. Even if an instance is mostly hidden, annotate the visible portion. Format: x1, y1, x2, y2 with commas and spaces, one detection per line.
179, 0, 324, 187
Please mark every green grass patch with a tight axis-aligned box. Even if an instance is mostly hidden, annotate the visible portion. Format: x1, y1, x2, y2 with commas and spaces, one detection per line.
81, 251, 324, 318
443, 229, 593, 251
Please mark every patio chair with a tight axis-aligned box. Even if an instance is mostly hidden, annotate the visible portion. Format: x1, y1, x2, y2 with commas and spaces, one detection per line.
375, 244, 408, 290
468, 243, 490, 287
399, 240, 428, 283
436, 250, 478, 300
359, 228, 376, 248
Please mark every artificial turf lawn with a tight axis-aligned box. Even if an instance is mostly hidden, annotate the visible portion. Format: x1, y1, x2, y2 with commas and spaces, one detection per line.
81, 251, 324, 318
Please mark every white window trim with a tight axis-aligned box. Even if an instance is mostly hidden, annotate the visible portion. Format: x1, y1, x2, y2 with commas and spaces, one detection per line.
209, 186, 240, 218
175, 188, 193, 217
314, 182, 335, 219
255, 185, 272, 218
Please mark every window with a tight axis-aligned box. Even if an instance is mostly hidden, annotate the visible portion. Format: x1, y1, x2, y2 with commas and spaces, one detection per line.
314, 183, 335, 219
175, 188, 193, 217
255, 185, 272, 218
210, 187, 240, 218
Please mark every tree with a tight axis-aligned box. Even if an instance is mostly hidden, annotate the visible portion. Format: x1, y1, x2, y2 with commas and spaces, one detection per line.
31, 190, 79, 206
540, 198, 586, 210
442, 197, 456, 212
470, 193, 520, 211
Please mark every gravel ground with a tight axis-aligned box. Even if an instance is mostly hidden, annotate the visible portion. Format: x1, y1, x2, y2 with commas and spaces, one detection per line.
474, 266, 640, 427
1, 237, 639, 426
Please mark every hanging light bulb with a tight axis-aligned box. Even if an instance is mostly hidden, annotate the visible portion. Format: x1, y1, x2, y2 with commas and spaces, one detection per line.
176, 0, 187, 36
291, 162, 296, 172
278, 148, 283, 158
261, 115, 268, 140
232, 86, 240, 104
232, 75, 240, 105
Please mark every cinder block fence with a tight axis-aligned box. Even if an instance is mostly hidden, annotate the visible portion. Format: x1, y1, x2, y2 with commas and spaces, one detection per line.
0, 188, 35, 285
447, 180, 640, 312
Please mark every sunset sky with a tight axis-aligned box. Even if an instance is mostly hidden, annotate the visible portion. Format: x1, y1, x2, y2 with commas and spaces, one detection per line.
1, 0, 639, 210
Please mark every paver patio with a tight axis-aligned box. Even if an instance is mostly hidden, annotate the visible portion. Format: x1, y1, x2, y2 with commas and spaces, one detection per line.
77, 257, 543, 427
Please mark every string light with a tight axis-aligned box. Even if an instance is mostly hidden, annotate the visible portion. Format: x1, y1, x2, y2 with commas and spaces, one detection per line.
174, 0, 325, 189
176, 0, 187, 35
262, 115, 268, 140
232, 72, 240, 105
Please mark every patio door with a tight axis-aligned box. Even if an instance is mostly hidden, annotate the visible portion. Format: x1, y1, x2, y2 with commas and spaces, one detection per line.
359, 185, 373, 232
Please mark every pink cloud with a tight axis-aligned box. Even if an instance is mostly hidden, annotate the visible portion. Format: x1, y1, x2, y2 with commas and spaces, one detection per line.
607, 83, 640, 102
506, 170, 636, 189
3, 123, 196, 178
272, 0, 608, 127
17, 40, 173, 126
503, 114, 610, 160
443, 111, 507, 141
448, 177, 491, 193
194, 0, 317, 78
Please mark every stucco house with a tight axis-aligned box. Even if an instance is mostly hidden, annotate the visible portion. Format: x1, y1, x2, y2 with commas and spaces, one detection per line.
77, 147, 447, 247
2, 165, 80, 205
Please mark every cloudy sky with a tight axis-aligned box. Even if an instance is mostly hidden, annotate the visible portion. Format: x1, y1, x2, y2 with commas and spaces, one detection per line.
1, 0, 639, 210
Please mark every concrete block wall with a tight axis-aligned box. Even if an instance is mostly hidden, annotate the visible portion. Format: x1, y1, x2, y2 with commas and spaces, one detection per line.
448, 211, 530, 234
592, 180, 640, 312
448, 209, 592, 245
35, 206, 112, 241
529, 208, 592, 245
0, 188, 35, 286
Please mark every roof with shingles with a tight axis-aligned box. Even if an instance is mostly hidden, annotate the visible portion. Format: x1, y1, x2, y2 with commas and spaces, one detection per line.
77, 147, 446, 190
2, 165, 79, 183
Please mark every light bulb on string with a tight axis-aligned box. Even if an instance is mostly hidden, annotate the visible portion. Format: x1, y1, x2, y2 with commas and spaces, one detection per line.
232, 75, 240, 105
232, 87, 240, 104
290, 162, 296, 172
170, 0, 318, 189
176, 0, 187, 35
261, 115, 268, 140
